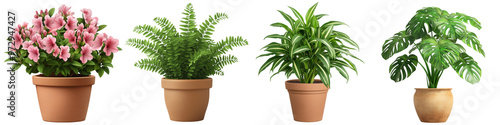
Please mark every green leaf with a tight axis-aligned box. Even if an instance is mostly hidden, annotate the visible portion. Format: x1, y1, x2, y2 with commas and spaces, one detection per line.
436, 17, 467, 40
420, 38, 464, 70
77, 18, 85, 24
305, 3, 318, 24
288, 6, 305, 24
277, 10, 295, 26
258, 56, 280, 74
12, 64, 21, 71
102, 66, 110, 74
47, 60, 59, 66
406, 7, 441, 39
71, 61, 83, 67
37, 64, 45, 73
291, 46, 310, 55
316, 53, 330, 68
389, 54, 419, 82
461, 32, 484, 56
315, 38, 335, 58
97, 25, 107, 32
452, 53, 481, 84
86, 61, 96, 65
315, 63, 330, 88
48, 8, 55, 17
322, 21, 348, 28
97, 68, 104, 77
381, 31, 414, 60
270, 22, 292, 33
291, 60, 302, 78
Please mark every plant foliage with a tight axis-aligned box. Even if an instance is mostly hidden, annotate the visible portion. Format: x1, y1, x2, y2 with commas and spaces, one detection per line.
127, 3, 248, 79
381, 7, 484, 88
258, 3, 362, 88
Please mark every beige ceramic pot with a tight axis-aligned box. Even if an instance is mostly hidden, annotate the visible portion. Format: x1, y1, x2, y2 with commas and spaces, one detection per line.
32, 75, 95, 122
161, 78, 212, 121
414, 88, 453, 123
285, 79, 328, 122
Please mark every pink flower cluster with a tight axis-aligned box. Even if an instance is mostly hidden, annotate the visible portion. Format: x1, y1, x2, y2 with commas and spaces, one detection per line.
12, 5, 119, 64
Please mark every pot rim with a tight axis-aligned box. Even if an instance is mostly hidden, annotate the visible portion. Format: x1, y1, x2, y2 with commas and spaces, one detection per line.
33, 74, 95, 87
161, 78, 212, 89
415, 88, 452, 90
285, 79, 328, 91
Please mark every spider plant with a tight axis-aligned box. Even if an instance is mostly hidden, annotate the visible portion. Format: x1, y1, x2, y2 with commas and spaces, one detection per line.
381, 7, 484, 88
258, 3, 362, 88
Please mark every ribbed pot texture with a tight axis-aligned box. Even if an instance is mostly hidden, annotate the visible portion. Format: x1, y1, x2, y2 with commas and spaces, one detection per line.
285, 79, 328, 122
414, 88, 453, 123
161, 78, 212, 121
32, 75, 95, 122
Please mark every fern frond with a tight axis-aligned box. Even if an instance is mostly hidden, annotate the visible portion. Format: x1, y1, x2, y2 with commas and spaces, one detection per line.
214, 55, 238, 69
200, 13, 228, 40
134, 58, 165, 74
188, 50, 211, 66
212, 36, 248, 55
180, 3, 197, 36
133, 24, 165, 44
154, 17, 178, 35
126, 38, 161, 58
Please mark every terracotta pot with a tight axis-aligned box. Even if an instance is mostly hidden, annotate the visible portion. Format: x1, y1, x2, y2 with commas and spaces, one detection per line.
161, 78, 212, 121
285, 79, 328, 122
32, 75, 95, 122
414, 88, 453, 123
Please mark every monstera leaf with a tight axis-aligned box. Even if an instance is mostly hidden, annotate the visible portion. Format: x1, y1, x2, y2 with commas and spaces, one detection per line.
405, 7, 442, 39
436, 16, 467, 40
419, 38, 464, 70
452, 53, 481, 84
461, 31, 485, 56
389, 54, 419, 82
382, 31, 414, 60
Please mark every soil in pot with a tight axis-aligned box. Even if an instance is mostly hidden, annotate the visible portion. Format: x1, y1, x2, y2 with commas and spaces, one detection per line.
162, 78, 212, 121
414, 88, 453, 123
32, 75, 95, 122
285, 79, 328, 122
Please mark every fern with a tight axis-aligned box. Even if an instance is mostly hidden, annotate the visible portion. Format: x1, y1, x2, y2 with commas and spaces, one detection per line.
127, 3, 248, 79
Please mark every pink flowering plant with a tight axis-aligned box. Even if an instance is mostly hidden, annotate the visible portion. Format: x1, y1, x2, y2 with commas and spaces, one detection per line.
6, 5, 120, 77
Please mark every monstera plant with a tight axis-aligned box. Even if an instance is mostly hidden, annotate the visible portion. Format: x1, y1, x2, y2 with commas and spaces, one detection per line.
382, 7, 483, 88
381, 7, 484, 122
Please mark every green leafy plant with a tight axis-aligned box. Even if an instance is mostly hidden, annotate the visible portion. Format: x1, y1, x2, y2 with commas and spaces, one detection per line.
127, 3, 248, 79
382, 7, 484, 88
258, 3, 362, 88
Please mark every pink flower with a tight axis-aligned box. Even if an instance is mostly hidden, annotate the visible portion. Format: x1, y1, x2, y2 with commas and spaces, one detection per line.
65, 16, 78, 31
52, 46, 60, 57
80, 44, 93, 63
90, 17, 99, 26
58, 4, 73, 16
44, 15, 66, 35
83, 31, 94, 44
31, 33, 42, 45
32, 17, 43, 34
86, 25, 98, 34
103, 36, 119, 56
13, 32, 23, 49
81, 8, 92, 23
41, 35, 57, 53
28, 46, 40, 62
77, 23, 84, 36
22, 40, 34, 50
92, 33, 107, 49
59, 46, 70, 61
64, 30, 77, 45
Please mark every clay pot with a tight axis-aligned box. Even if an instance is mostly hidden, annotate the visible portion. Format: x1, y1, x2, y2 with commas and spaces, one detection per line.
285, 79, 328, 122
161, 78, 212, 121
32, 75, 95, 122
414, 88, 453, 123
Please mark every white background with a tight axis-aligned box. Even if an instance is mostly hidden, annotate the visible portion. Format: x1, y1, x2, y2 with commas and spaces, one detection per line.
1, 0, 499, 125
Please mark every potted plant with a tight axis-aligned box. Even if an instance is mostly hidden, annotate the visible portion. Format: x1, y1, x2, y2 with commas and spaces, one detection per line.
127, 3, 248, 122
381, 7, 484, 122
258, 3, 362, 122
6, 5, 120, 122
